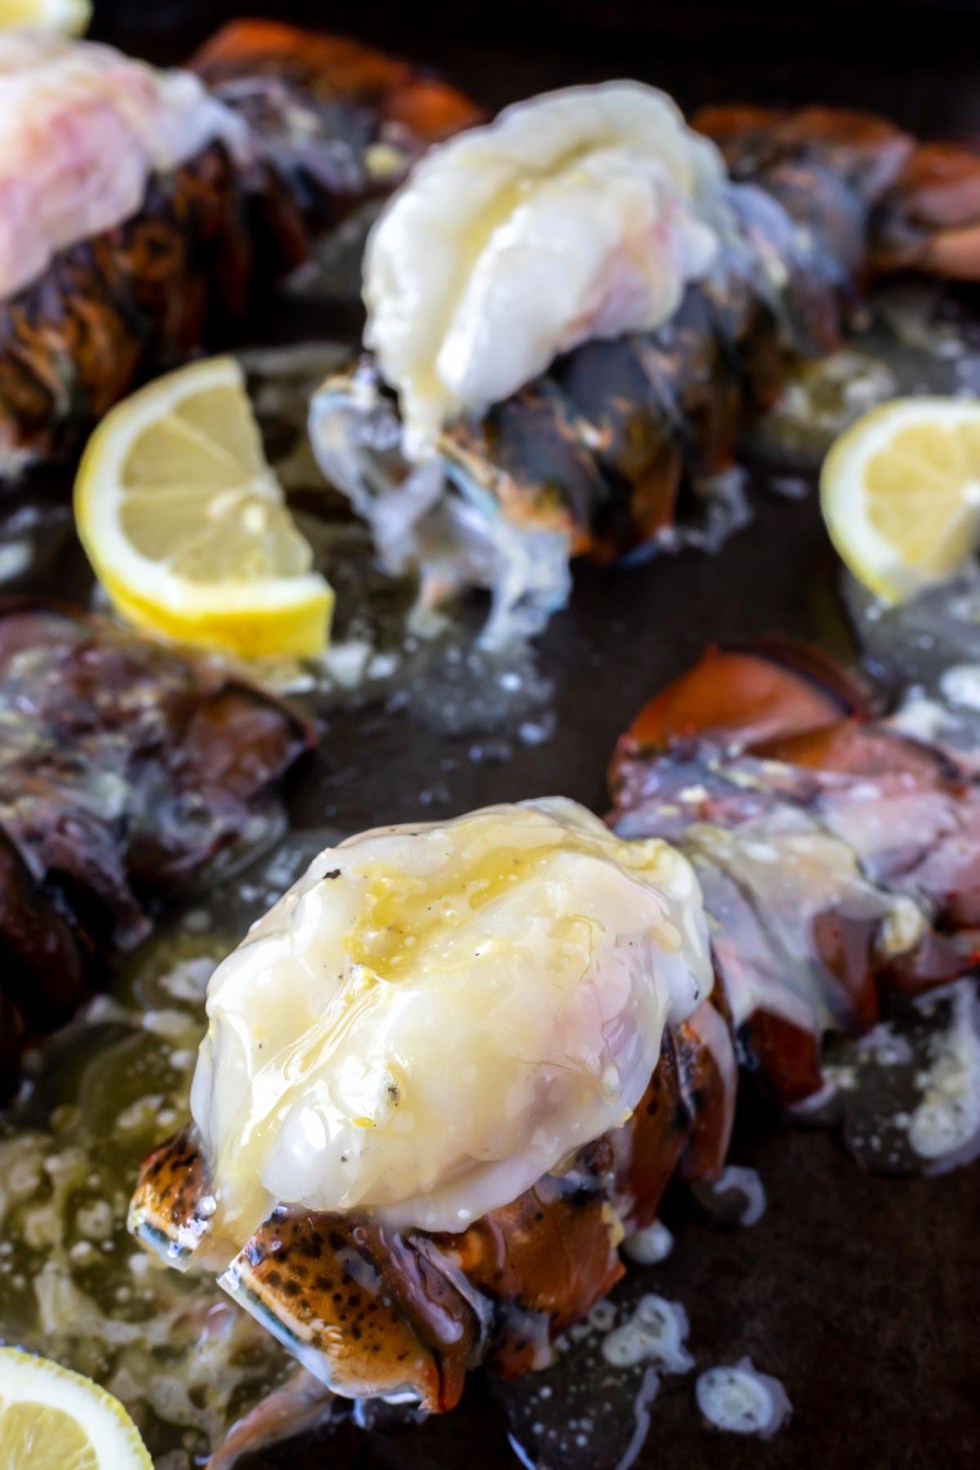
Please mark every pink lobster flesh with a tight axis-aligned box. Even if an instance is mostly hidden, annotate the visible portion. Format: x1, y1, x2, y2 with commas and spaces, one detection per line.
611, 642, 980, 1102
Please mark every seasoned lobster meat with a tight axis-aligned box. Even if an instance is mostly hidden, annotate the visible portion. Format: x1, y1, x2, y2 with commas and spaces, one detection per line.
312, 90, 980, 640
0, 600, 313, 1099
0, 25, 478, 478
131, 799, 728, 1410
131, 644, 980, 1423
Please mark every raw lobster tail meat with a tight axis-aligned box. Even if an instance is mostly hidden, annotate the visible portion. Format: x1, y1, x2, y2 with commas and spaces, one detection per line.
132, 642, 980, 1414
312, 106, 980, 640
0, 26, 477, 478
610, 642, 980, 1101
0, 600, 313, 1101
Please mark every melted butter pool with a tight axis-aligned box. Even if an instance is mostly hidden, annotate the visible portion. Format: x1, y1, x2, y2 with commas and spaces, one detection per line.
0, 838, 327, 1467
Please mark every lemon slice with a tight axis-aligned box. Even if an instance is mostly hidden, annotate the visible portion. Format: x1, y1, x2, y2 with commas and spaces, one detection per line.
0, 1348, 152, 1469
75, 357, 333, 659
820, 396, 980, 603
0, 0, 91, 33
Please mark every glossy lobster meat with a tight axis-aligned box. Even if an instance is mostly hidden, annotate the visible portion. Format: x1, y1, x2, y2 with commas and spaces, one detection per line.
131, 999, 733, 1412
0, 24, 478, 478
0, 600, 313, 1100
313, 105, 980, 639
132, 641, 980, 1420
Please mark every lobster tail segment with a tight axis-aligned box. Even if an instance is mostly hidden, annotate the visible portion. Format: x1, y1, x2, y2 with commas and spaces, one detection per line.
694, 105, 913, 202
610, 640, 871, 792
191, 20, 482, 146
872, 141, 980, 279
610, 641, 980, 1105
696, 103, 980, 283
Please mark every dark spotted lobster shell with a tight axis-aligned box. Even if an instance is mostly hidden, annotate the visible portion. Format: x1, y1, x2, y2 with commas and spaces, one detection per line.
0, 599, 314, 1100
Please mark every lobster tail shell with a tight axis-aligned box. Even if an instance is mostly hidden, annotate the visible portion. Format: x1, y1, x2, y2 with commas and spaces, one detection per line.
610, 641, 980, 1105
872, 141, 980, 278
696, 104, 980, 282
192, 20, 481, 145
694, 105, 914, 202
0, 601, 314, 1100
609, 640, 871, 799
0, 142, 250, 473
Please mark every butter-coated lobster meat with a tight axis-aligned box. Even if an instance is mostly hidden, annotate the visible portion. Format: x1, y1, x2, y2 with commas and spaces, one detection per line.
131, 642, 979, 1414
314, 106, 980, 638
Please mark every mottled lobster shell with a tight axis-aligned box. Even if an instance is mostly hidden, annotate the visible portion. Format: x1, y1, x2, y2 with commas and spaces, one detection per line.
192, 19, 481, 198
0, 599, 314, 1099
695, 103, 980, 282
131, 1009, 735, 1413
313, 275, 752, 586
0, 143, 250, 475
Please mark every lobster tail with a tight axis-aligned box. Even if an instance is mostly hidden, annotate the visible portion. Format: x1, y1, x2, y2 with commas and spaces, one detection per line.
0, 27, 479, 478
696, 104, 980, 283
312, 97, 980, 639
610, 641, 980, 1104
611, 641, 871, 775
873, 141, 980, 278
192, 20, 480, 146
130, 1003, 733, 1411
693, 105, 914, 203
129, 640, 980, 1418
0, 601, 314, 1101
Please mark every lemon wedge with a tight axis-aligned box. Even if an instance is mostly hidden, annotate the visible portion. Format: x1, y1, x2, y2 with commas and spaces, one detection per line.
0, 1347, 152, 1469
0, 0, 91, 33
75, 357, 333, 659
820, 396, 980, 603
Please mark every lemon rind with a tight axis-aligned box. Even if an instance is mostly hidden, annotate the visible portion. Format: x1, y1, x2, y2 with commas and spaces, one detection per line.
74, 356, 333, 659
0, 1347, 152, 1468
820, 396, 980, 605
